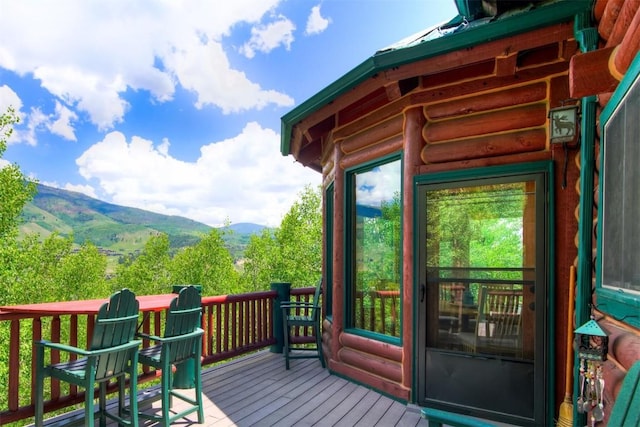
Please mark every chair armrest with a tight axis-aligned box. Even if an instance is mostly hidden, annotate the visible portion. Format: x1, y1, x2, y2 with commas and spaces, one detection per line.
35, 340, 91, 357
136, 332, 163, 342
281, 302, 318, 309
139, 329, 203, 345
35, 339, 141, 357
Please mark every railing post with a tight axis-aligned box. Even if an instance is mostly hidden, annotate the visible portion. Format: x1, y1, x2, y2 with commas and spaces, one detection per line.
270, 282, 291, 354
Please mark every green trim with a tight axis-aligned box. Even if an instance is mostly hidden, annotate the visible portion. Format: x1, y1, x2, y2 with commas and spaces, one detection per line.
325, 182, 335, 318
343, 153, 403, 344
280, 0, 591, 156
572, 10, 598, 426
594, 51, 640, 329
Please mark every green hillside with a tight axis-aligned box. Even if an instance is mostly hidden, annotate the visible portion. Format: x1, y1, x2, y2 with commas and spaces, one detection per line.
19, 184, 264, 261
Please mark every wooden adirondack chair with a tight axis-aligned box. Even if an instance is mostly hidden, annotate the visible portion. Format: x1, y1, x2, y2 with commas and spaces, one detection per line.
281, 278, 325, 370
34, 288, 141, 427
136, 285, 204, 426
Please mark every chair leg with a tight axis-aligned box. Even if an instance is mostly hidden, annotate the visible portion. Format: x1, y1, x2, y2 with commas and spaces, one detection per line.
194, 354, 204, 424
315, 324, 325, 368
128, 363, 139, 427
161, 363, 172, 427
86, 383, 95, 427
283, 322, 291, 370
99, 381, 106, 427
34, 347, 45, 427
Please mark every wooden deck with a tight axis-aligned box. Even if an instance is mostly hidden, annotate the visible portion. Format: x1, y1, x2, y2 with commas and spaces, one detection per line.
39, 350, 428, 426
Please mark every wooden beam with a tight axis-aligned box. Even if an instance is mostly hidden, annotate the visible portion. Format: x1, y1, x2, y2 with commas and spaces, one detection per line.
495, 53, 518, 76
569, 46, 620, 98
424, 81, 547, 120
423, 103, 547, 143
606, 0, 640, 47
614, 5, 640, 74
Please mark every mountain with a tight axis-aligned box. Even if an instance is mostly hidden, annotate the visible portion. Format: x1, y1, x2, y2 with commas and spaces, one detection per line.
19, 184, 266, 260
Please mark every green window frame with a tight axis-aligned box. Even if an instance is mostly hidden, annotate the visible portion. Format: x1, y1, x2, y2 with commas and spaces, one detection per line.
325, 182, 334, 319
596, 52, 640, 329
345, 154, 402, 343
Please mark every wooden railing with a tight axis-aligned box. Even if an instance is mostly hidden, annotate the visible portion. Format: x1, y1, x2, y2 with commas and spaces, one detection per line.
354, 290, 400, 336
0, 286, 316, 425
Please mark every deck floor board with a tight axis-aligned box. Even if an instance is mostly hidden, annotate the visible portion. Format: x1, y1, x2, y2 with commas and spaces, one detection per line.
36, 350, 429, 427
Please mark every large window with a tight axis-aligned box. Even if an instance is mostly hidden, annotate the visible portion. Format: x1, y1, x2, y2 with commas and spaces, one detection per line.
597, 55, 640, 328
347, 156, 402, 339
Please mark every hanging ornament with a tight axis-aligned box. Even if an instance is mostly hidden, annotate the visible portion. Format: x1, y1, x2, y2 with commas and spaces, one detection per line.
574, 317, 608, 425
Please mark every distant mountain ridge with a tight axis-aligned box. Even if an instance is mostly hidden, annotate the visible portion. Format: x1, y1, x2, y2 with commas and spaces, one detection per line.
19, 184, 266, 259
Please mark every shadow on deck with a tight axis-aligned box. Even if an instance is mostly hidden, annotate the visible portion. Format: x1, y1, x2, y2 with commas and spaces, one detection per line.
36, 350, 428, 427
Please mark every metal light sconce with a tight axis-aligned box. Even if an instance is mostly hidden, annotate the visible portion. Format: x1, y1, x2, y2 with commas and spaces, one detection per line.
549, 104, 580, 144
549, 102, 580, 189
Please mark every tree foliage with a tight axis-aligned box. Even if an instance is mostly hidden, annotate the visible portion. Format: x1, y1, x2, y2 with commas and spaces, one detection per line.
0, 107, 37, 239
170, 229, 240, 294
242, 184, 322, 288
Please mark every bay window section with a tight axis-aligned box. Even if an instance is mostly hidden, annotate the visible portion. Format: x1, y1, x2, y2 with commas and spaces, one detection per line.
347, 156, 402, 338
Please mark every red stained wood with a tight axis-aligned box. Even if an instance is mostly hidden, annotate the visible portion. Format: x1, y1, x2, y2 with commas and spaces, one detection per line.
340, 136, 403, 170
614, 6, 640, 74
420, 60, 496, 88
9, 320, 20, 411
329, 360, 411, 401
599, 0, 625, 41
412, 62, 568, 106
340, 332, 403, 363
338, 87, 391, 127
569, 46, 620, 98
606, 0, 640, 47
340, 114, 403, 154
594, 0, 608, 21
338, 347, 403, 383
422, 128, 546, 164
417, 150, 551, 174
424, 82, 547, 120
423, 103, 547, 143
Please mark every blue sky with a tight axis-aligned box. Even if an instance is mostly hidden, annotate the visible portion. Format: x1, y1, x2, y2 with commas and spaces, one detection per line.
0, 0, 458, 227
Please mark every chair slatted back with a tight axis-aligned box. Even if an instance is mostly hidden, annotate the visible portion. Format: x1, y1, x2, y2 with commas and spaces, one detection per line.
164, 286, 202, 364
89, 288, 139, 381
476, 288, 523, 356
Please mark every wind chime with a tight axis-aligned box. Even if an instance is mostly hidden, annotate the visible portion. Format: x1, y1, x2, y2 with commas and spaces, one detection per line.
574, 317, 609, 426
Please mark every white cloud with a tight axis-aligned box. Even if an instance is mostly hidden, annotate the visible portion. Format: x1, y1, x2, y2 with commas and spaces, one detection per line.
75, 125, 319, 227
48, 102, 78, 141
0, 85, 25, 145
0, 0, 292, 128
43, 181, 98, 199
305, 5, 330, 35
240, 16, 296, 59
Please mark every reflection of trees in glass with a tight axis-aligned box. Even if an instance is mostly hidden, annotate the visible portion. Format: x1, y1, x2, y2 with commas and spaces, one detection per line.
427, 183, 528, 300
353, 159, 401, 337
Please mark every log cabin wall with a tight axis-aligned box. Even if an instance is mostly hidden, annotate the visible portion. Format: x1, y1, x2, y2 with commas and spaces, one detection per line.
284, 0, 639, 419
318, 21, 584, 404
569, 0, 640, 425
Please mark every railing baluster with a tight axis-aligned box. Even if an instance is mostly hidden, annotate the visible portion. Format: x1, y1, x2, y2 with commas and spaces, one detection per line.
0, 288, 289, 424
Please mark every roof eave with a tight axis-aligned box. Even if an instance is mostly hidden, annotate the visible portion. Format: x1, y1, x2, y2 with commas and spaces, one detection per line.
280, 0, 592, 158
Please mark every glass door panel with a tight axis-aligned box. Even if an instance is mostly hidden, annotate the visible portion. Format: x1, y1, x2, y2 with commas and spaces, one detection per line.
417, 171, 548, 426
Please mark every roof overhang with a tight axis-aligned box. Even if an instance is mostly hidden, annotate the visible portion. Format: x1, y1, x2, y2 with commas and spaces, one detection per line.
280, 0, 592, 168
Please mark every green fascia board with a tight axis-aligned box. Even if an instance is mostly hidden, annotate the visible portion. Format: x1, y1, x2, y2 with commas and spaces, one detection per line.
280, 0, 592, 157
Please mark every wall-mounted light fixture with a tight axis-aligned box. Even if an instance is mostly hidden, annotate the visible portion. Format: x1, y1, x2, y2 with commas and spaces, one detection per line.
549, 102, 580, 188
549, 104, 580, 144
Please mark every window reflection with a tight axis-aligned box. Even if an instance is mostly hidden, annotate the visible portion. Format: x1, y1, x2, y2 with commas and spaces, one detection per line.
351, 159, 401, 337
